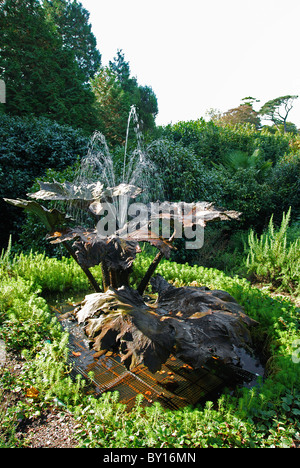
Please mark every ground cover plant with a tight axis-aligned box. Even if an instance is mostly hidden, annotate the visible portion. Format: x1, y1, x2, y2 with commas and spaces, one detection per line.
0, 246, 299, 448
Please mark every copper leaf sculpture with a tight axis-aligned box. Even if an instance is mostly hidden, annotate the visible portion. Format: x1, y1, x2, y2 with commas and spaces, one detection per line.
4, 178, 261, 382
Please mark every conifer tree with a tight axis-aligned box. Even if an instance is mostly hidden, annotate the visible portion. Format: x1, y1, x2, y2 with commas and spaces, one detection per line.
0, 0, 99, 133
42, 0, 101, 82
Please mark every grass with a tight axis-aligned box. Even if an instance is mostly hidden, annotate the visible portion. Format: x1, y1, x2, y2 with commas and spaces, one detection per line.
0, 246, 299, 448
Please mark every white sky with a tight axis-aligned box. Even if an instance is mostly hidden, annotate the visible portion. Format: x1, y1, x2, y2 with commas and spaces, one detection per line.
80, 0, 300, 127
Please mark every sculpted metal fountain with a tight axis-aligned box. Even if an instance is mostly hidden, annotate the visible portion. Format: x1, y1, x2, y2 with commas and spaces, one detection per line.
5, 107, 260, 396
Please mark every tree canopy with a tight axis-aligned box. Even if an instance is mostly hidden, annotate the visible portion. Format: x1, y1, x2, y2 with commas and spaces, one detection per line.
92, 50, 158, 145
42, 0, 101, 82
0, 0, 100, 133
259, 95, 298, 133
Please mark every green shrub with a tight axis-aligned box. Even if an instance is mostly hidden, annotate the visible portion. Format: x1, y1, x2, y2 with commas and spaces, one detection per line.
163, 119, 291, 165
147, 138, 222, 203
246, 208, 300, 295
0, 114, 89, 248
269, 156, 300, 225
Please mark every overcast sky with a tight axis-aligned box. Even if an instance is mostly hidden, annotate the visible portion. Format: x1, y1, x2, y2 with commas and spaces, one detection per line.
80, 0, 300, 127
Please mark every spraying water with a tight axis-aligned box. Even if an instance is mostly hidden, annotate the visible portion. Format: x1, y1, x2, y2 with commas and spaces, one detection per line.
70, 106, 157, 229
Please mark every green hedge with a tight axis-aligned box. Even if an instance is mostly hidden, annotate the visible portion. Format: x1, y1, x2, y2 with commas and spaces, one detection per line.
0, 114, 89, 248
163, 119, 292, 165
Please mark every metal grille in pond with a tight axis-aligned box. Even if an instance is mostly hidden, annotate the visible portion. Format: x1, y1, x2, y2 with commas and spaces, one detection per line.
50, 298, 232, 410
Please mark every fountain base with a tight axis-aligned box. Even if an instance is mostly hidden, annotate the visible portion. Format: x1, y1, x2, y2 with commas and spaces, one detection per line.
50, 274, 263, 409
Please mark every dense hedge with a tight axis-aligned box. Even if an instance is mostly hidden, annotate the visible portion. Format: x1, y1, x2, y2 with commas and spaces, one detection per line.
0, 114, 89, 248
148, 136, 299, 230
162, 119, 292, 165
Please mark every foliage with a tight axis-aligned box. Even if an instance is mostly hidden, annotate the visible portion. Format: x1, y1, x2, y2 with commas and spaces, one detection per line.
147, 139, 221, 203
108, 50, 158, 135
216, 103, 261, 129
91, 68, 134, 146
0, 0, 99, 133
162, 118, 291, 165
218, 148, 272, 179
214, 166, 274, 231
0, 114, 89, 248
246, 208, 300, 296
268, 155, 300, 225
6, 250, 101, 293
42, 0, 101, 82
0, 248, 299, 447
157, 120, 298, 236
92, 50, 158, 146
259, 95, 299, 133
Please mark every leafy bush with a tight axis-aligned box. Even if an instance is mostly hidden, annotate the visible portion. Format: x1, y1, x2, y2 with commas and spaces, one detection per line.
246, 208, 300, 296
163, 119, 291, 165
0, 114, 89, 248
147, 139, 222, 203
268, 155, 300, 225
214, 165, 274, 231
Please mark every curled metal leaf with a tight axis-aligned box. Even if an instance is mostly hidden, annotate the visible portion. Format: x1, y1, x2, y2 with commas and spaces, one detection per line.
4, 198, 70, 231
76, 279, 258, 375
148, 201, 241, 228
28, 180, 105, 202
48, 227, 97, 244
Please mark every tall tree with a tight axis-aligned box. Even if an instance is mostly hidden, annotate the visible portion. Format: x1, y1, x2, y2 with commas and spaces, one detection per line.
219, 104, 261, 129
109, 49, 134, 90
259, 95, 298, 133
137, 84, 158, 133
0, 0, 99, 133
42, 0, 101, 82
108, 50, 158, 134
213, 98, 261, 129
91, 67, 132, 146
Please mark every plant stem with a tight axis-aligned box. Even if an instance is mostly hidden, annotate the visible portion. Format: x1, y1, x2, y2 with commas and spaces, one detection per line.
62, 242, 101, 293
101, 260, 110, 291
137, 232, 176, 296
137, 250, 164, 296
